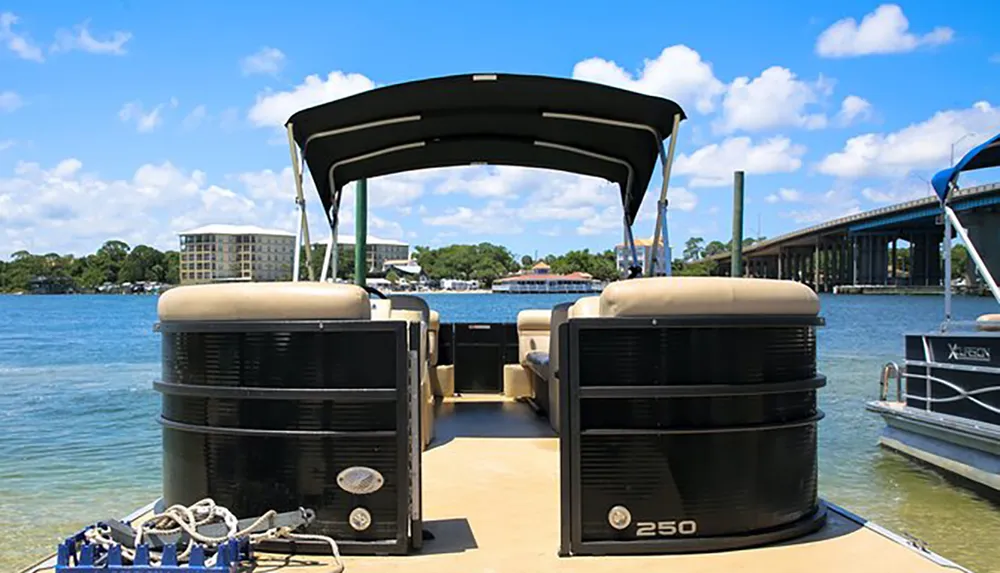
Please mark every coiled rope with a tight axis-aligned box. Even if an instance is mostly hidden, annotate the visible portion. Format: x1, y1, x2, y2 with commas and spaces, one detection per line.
81, 498, 344, 572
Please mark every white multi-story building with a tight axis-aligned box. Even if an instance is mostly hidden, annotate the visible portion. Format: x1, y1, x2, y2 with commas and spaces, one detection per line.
614, 237, 669, 276
178, 225, 295, 284
336, 235, 409, 273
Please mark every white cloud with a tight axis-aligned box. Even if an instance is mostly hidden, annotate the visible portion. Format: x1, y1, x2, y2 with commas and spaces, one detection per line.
836, 95, 873, 126
241, 47, 286, 76
817, 101, 1000, 178
182, 105, 207, 130
860, 181, 933, 203
0, 90, 23, 112
572, 45, 725, 114
765, 188, 803, 204
422, 201, 523, 235
715, 67, 830, 133
0, 139, 14, 151
0, 12, 43, 62
432, 166, 527, 199
816, 4, 954, 58
0, 159, 274, 257
779, 186, 862, 225
991, 54, 1000, 64
670, 187, 698, 212
576, 205, 623, 236
118, 101, 169, 133
675, 136, 806, 187
248, 71, 376, 127
51, 21, 131, 55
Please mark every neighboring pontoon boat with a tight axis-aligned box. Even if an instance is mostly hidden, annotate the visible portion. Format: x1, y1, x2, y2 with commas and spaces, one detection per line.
868, 132, 1000, 498
21, 74, 972, 573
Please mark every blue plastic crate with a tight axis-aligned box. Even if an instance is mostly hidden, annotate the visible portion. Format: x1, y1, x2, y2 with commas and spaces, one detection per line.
55, 537, 249, 572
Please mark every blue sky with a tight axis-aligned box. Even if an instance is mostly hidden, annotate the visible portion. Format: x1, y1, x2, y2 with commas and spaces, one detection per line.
1, 1, 999, 259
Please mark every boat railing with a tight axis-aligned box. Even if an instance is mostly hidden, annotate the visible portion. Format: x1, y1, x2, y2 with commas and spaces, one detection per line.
879, 361, 903, 402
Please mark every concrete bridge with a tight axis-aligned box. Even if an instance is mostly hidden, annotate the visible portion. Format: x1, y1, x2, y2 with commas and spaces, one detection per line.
706, 182, 1000, 292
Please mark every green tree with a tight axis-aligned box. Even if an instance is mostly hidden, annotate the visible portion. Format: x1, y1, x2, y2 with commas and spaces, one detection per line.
520, 254, 534, 267
703, 240, 727, 257
683, 237, 704, 261
386, 269, 399, 284
164, 251, 181, 284
119, 244, 165, 283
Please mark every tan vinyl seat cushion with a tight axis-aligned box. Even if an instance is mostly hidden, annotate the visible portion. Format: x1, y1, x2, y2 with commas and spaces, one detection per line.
516, 309, 552, 364
547, 301, 573, 434
568, 295, 601, 319
157, 282, 371, 321
370, 298, 393, 320
428, 310, 441, 366
434, 364, 455, 397
390, 308, 435, 448
977, 313, 1000, 331
600, 277, 819, 317
503, 364, 534, 399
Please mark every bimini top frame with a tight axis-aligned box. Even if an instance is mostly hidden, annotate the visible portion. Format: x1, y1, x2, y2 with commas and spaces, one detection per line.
931, 132, 1000, 327
283, 73, 686, 280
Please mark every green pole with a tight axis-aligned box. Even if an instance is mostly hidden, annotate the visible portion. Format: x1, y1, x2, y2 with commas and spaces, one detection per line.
731, 171, 745, 277
354, 179, 368, 286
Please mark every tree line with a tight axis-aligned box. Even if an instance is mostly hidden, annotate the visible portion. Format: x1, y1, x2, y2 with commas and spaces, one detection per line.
0, 240, 180, 293
411, 243, 620, 285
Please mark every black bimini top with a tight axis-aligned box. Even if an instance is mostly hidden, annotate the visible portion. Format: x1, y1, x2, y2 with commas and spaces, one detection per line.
285, 73, 686, 226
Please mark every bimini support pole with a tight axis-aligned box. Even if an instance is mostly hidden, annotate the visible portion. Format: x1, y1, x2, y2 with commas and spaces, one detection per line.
647, 113, 682, 277
320, 198, 341, 282
286, 123, 315, 282
355, 179, 368, 286
945, 202, 1000, 304
942, 196, 953, 330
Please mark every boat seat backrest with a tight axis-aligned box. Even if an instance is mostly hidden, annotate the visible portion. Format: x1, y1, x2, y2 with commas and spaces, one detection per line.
977, 313, 1000, 332
371, 298, 393, 320
546, 301, 574, 434
428, 310, 441, 366
598, 277, 819, 317
157, 282, 372, 321
516, 309, 552, 365
548, 302, 574, 379
568, 295, 601, 319
389, 294, 430, 324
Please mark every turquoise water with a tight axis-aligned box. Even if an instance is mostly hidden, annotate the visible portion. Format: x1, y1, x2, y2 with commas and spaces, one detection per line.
2, 293, 1000, 571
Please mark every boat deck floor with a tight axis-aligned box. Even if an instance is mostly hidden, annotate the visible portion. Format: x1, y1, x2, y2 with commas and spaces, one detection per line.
258, 396, 961, 573
27, 396, 966, 572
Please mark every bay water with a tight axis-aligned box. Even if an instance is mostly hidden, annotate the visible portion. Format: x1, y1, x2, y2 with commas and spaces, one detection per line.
1, 293, 999, 571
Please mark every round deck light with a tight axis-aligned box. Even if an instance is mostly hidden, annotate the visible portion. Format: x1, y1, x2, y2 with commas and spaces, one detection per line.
608, 505, 632, 530
349, 507, 372, 531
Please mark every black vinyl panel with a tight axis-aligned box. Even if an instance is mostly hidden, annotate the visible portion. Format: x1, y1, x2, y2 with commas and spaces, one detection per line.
163, 330, 398, 389
163, 396, 397, 432
579, 392, 816, 430
158, 323, 410, 554
905, 333, 1000, 425
578, 427, 818, 540
453, 324, 506, 393
437, 323, 454, 366
564, 319, 825, 555
163, 430, 401, 540
577, 326, 815, 386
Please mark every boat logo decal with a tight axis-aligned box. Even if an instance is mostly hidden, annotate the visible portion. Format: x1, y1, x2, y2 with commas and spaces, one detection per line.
337, 466, 385, 495
947, 343, 991, 363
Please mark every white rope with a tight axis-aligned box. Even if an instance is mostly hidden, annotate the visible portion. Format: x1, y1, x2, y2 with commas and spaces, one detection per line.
77, 498, 344, 571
